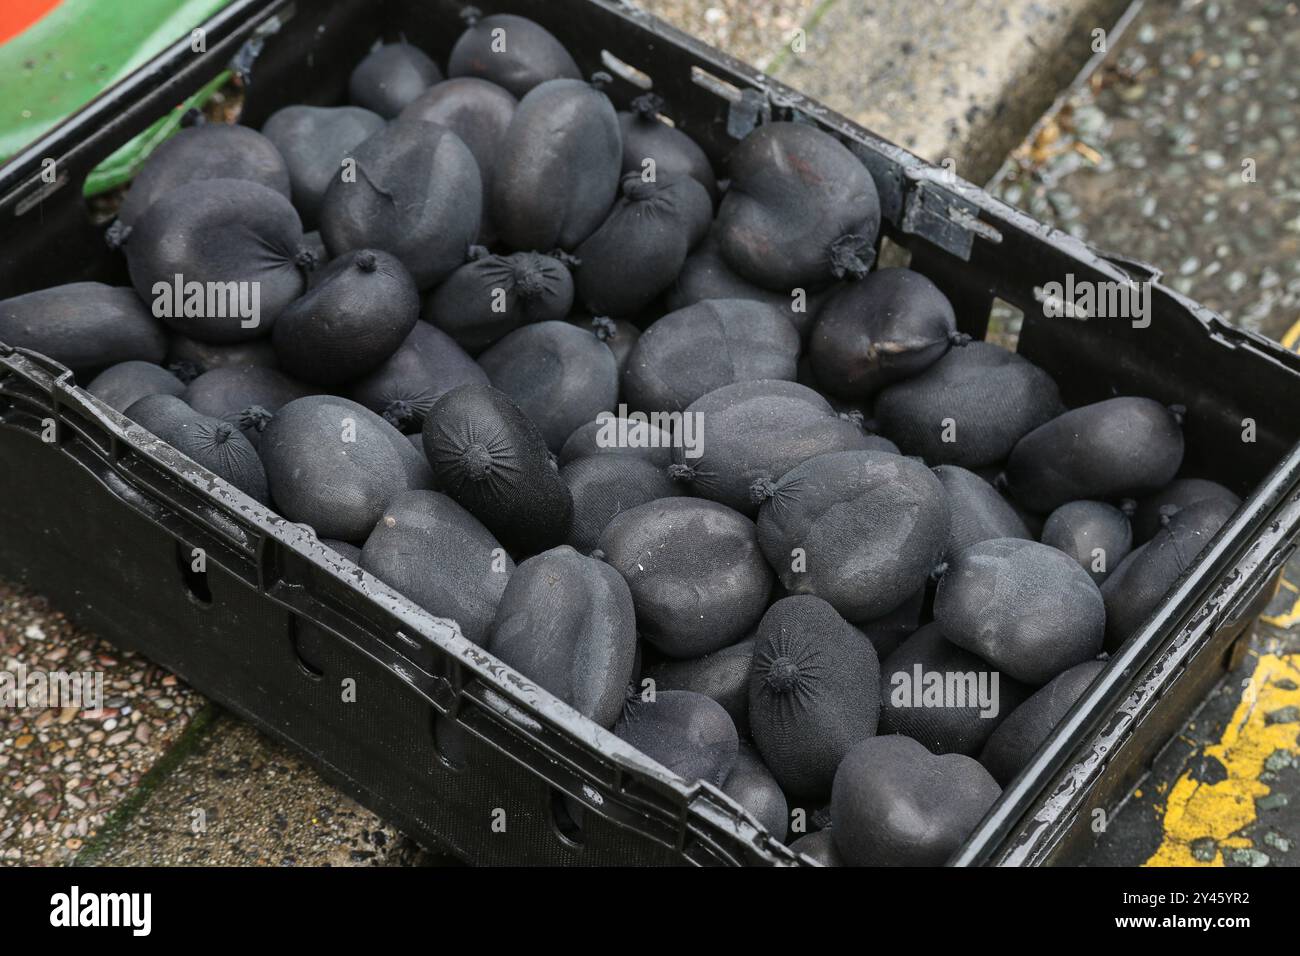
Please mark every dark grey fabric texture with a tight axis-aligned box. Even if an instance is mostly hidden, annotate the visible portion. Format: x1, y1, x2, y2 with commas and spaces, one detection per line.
561, 454, 679, 553
874, 341, 1063, 466
1132, 477, 1241, 544
672, 379, 895, 516
166, 333, 277, 375
574, 173, 713, 316
878, 623, 1029, 757
488, 546, 637, 728
260, 395, 425, 542
756, 450, 949, 622
854, 585, 927, 661
1101, 497, 1237, 651
491, 78, 622, 252
614, 690, 739, 787
421, 383, 574, 555
182, 364, 315, 448
1041, 500, 1133, 585
424, 251, 574, 355
125, 394, 268, 504
809, 268, 957, 401
319, 120, 482, 290
447, 13, 581, 98
116, 124, 290, 227
665, 229, 824, 339
624, 299, 801, 414
1005, 397, 1185, 513
830, 734, 1001, 866
599, 497, 772, 658
643, 635, 755, 737
717, 121, 881, 291
934, 464, 1031, 557
123, 179, 307, 344
87, 361, 185, 413
749, 595, 880, 797
347, 42, 443, 118
346, 320, 488, 433
273, 250, 420, 385
0, 283, 167, 376
934, 538, 1105, 686
618, 96, 719, 200
979, 660, 1106, 786
478, 320, 619, 452
558, 416, 675, 468
399, 77, 518, 243
722, 742, 789, 839
566, 315, 640, 377
261, 105, 385, 228
361, 489, 513, 645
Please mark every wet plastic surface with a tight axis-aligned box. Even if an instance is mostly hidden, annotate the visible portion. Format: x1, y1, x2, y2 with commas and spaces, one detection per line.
3, 0, 1300, 866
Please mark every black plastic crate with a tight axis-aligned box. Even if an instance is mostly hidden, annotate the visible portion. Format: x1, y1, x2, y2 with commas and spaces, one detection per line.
2, 0, 1299, 866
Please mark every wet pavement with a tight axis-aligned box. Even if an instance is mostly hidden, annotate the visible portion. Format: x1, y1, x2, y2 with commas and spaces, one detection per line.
989, 0, 1300, 342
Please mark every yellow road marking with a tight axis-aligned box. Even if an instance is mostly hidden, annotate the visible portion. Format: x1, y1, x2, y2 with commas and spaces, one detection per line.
1282, 316, 1300, 351
1144, 652, 1300, 866
1262, 577, 1300, 629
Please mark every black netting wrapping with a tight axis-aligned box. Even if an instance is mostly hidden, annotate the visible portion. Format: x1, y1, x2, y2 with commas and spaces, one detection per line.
1132, 477, 1241, 544
574, 173, 713, 317
854, 585, 927, 661
87, 361, 185, 413
122, 179, 307, 344
749, 595, 880, 797
618, 94, 719, 200
260, 395, 426, 542
421, 383, 573, 554
347, 320, 489, 434
788, 829, 843, 866
183, 365, 315, 449
478, 321, 619, 452
614, 689, 739, 787
878, 623, 1030, 757
319, 120, 481, 290
934, 538, 1105, 686
261, 105, 385, 228
400, 78, 519, 245
666, 229, 825, 339
361, 489, 513, 646
598, 497, 772, 658
558, 416, 675, 468
1005, 397, 1185, 514
722, 742, 789, 839
166, 333, 277, 375
491, 78, 621, 252
567, 315, 640, 377
643, 635, 755, 736
756, 450, 949, 622
561, 454, 679, 553
934, 464, 1031, 557
716, 121, 880, 291
624, 299, 801, 414
979, 660, 1107, 786
273, 250, 419, 385
347, 42, 443, 118
1101, 497, 1238, 651
1041, 500, 1133, 585
116, 124, 290, 227
487, 545, 637, 728
830, 734, 1001, 866
0, 283, 165, 377
424, 251, 574, 355
672, 379, 896, 516
447, 13, 581, 98
874, 341, 1063, 467
126, 394, 268, 504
